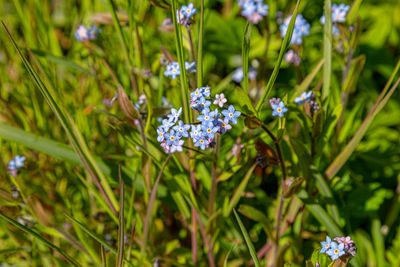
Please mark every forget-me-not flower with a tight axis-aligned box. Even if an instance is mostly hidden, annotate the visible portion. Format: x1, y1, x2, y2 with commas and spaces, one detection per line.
320, 236, 333, 253
240, 0, 269, 24
202, 121, 219, 139
194, 136, 209, 150
294, 91, 312, 105
280, 14, 310, 45
185, 61, 196, 73
170, 139, 184, 153
173, 120, 190, 137
272, 101, 288, 117
168, 107, 182, 123
180, 3, 197, 19
326, 242, 345, 260
222, 105, 241, 124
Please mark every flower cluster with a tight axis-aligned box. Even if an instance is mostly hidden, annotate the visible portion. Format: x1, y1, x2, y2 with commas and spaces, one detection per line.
75, 25, 100, 42
178, 3, 197, 26
157, 87, 241, 153
8, 155, 26, 176
269, 98, 288, 118
280, 14, 310, 45
320, 4, 350, 36
164, 61, 196, 79
239, 0, 269, 24
320, 236, 356, 260
284, 50, 301, 66
232, 67, 257, 83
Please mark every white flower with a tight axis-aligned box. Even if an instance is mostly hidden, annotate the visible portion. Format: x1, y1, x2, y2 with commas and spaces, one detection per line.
213, 94, 227, 108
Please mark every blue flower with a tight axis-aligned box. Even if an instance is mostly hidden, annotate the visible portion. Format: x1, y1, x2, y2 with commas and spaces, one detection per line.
165, 130, 180, 146
14, 156, 25, 168
218, 118, 232, 134
185, 61, 196, 73
198, 97, 211, 111
190, 88, 203, 101
162, 118, 174, 131
75, 25, 88, 42
332, 3, 350, 23
197, 109, 213, 125
294, 91, 312, 105
190, 125, 203, 141
164, 62, 180, 79
240, 0, 269, 24
8, 160, 16, 170
202, 121, 219, 139
280, 14, 310, 45
326, 242, 345, 260
180, 3, 197, 19
232, 67, 257, 82
272, 101, 288, 117
173, 120, 191, 137
201, 86, 211, 97
168, 107, 182, 123
170, 139, 184, 153
222, 105, 241, 124
157, 127, 165, 142
320, 236, 333, 254
194, 136, 209, 150
87, 26, 101, 40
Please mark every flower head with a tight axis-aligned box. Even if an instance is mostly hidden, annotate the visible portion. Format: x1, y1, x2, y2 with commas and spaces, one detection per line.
194, 136, 209, 150
164, 62, 181, 79
170, 139, 184, 153
240, 0, 269, 24
185, 61, 196, 73
320, 236, 333, 254
157, 127, 166, 142
213, 93, 227, 108
218, 118, 232, 134
284, 50, 301, 66
294, 91, 312, 105
232, 67, 257, 83
202, 121, 219, 139
180, 3, 197, 19
75, 25, 100, 42
280, 14, 310, 45
272, 101, 288, 117
173, 120, 190, 137
168, 107, 182, 123
326, 242, 345, 260
222, 105, 241, 124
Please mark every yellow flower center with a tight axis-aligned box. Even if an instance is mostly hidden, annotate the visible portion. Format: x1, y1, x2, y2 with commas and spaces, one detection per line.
334, 249, 339, 254
205, 116, 209, 120
277, 108, 282, 112
229, 113, 233, 117
172, 70, 176, 73
200, 140, 204, 144
195, 91, 199, 95
186, 9, 191, 13
160, 133, 163, 136
170, 136, 175, 141
325, 244, 330, 248
302, 96, 306, 100
207, 129, 211, 133
222, 123, 226, 127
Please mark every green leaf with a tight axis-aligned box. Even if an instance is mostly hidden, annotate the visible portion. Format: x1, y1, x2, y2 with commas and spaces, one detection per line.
236, 87, 257, 115
347, 0, 363, 24
311, 248, 331, 267
297, 190, 343, 237
292, 59, 324, 101
2, 22, 119, 216
233, 210, 261, 267
322, 0, 332, 103
325, 59, 400, 179
238, 205, 273, 241
256, 0, 301, 112
0, 212, 81, 267
223, 163, 256, 217
242, 22, 252, 94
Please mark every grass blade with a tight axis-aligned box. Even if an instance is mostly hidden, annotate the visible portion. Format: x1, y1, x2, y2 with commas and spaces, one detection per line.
322, 0, 332, 103
2, 21, 119, 216
297, 190, 343, 236
325, 59, 400, 179
171, 0, 191, 123
223, 163, 256, 217
117, 167, 124, 267
233, 209, 261, 267
197, 0, 204, 88
255, 0, 301, 112
291, 59, 324, 100
0, 212, 81, 267
242, 22, 251, 93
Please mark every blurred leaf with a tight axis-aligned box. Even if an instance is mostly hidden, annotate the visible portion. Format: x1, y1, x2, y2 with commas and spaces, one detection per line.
342, 55, 366, 93
238, 205, 273, 241
347, 0, 363, 24
236, 87, 257, 115
322, 0, 332, 103
292, 59, 324, 100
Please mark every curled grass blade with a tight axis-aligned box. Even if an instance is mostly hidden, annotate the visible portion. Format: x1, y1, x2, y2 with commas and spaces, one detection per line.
0, 212, 81, 267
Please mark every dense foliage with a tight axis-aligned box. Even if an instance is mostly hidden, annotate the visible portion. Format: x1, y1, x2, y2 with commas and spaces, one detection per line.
1, 0, 400, 266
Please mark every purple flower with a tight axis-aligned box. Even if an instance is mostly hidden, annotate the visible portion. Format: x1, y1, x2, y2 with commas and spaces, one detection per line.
284, 50, 301, 66
214, 93, 227, 108
218, 118, 232, 134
